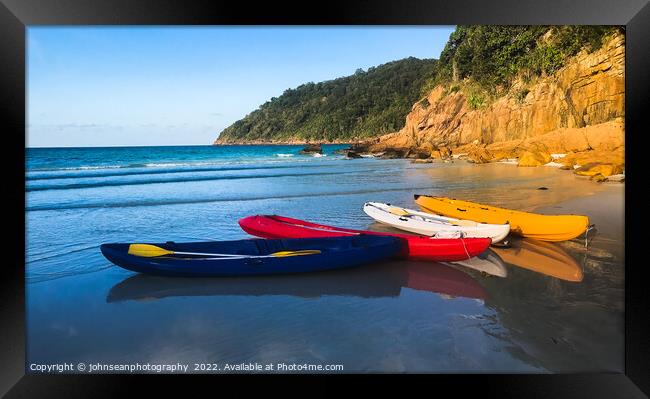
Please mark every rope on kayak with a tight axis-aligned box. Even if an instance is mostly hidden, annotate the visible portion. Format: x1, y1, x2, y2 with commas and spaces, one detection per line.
585, 224, 597, 248
460, 232, 471, 261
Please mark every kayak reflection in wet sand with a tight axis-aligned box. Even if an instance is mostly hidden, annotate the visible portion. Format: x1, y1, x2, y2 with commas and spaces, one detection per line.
107, 261, 487, 303
445, 248, 508, 278
491, 237, 583, 282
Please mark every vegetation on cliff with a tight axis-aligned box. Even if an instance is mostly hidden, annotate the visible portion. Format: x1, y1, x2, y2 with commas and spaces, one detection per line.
424, 25, 620, 97
216, 57, 438, 143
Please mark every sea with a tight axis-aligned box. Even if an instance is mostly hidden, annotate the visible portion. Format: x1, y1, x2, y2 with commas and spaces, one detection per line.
25, 145, 624, 372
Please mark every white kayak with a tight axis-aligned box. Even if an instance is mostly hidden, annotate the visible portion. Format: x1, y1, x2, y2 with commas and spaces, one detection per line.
363, 202, 510, 243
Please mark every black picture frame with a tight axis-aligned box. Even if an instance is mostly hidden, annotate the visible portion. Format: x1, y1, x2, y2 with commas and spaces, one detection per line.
2, 0, 648, 396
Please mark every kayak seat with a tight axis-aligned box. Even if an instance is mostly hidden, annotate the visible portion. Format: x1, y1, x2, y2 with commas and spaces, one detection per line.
252, 239, 271, 255
265, 238, 303, 254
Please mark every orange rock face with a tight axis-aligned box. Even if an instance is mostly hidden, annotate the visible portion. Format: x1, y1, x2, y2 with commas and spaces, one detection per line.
367, 32, 625, 178
575, 163, 625, 177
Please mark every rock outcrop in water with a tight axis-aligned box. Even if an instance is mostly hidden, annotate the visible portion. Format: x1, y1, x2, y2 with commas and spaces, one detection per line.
345, 150, 363, 159
298, 143, 323, 154
366, 32, 625, 181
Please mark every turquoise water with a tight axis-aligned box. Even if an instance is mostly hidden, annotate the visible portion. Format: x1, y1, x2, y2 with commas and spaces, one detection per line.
25, 145, 624, 372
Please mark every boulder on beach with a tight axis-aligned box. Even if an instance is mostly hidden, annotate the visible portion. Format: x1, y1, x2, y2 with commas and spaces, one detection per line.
299, 144, 322, 154
574, 162, 624, 178
430, 146, 451, 159
591, 174, 608, 182
517, 151, 552, 167
487, 145, 521, 162
350, 143, 371, 153
490, 151, 515, 162
560, 148, 624, 169
464, 145, 492, 164
405, 148, 431, 159
333, 147, 352, 155
345, 150, 363, 159
605, 174, 625, 182
378, 148, 409, 159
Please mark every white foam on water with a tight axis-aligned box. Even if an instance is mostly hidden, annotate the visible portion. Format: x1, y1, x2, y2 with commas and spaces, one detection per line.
275, 153, 294, 157
56, 165, 127, 171
144, 162, 209, 168
45, 161, 228, 171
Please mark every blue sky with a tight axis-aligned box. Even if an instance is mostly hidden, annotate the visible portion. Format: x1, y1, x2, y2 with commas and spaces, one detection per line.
27, 26, 455, 147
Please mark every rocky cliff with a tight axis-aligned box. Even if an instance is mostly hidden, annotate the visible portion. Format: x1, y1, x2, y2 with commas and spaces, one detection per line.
364, 32, 625, 181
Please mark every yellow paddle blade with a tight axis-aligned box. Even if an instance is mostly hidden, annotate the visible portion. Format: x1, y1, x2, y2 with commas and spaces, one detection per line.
388, 206, 410, 216
270, 250, 321, 257
128, 244, 174, 258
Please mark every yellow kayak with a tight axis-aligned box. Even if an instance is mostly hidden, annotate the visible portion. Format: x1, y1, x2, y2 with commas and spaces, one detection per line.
413, 195, 589, 242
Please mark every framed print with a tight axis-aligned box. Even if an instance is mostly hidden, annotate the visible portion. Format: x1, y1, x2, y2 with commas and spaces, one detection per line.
1, 0, 648, 396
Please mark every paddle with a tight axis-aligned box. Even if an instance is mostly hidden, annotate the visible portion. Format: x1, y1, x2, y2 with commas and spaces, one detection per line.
383, 204, 477, 227
127, 244, 321, 259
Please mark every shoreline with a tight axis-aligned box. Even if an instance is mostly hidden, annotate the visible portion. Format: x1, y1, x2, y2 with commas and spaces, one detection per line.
213, 140, 625, 184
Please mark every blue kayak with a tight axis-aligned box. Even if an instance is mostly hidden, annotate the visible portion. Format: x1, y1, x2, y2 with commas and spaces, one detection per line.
100, 235, 403, 277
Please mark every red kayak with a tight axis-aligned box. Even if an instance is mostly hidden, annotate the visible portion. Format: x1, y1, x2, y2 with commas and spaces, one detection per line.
238, 215, 491, 262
